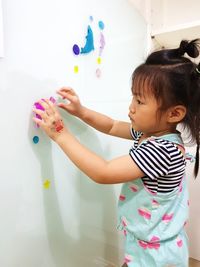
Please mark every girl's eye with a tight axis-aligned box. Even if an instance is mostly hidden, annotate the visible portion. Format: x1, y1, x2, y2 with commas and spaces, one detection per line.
137, 99, 142, 104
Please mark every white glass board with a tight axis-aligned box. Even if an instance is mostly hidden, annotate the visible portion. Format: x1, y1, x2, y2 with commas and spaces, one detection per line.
0, 0, 147, 266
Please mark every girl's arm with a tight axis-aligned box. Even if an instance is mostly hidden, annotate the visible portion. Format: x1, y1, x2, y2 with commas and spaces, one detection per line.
33, 100, 144, 184
57, 87, 132, 140
56, 130, 143, 184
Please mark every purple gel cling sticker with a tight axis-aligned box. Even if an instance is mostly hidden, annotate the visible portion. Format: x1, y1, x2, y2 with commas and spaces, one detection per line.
73, 44, 80, 55
34, 96, 56, 122
34, 102, 45, 120
49, 96, 56, 104
99, 32, 105, 56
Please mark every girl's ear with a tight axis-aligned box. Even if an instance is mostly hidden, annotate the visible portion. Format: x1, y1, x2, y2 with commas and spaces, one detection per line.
167, 105, 187, 123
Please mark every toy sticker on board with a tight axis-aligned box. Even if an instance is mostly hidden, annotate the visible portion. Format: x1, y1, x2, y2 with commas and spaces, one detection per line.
0, 0, 4, 57
72, 17, 105, 78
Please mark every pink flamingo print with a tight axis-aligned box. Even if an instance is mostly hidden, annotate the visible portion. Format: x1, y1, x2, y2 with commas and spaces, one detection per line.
177, 237, 183, 247
138, 236, 160, 250
119, 194, 126, 201
129, 184, 139, 192
152, 199, 160, 208
138, 207, 151, 220
162, 213, 174, 223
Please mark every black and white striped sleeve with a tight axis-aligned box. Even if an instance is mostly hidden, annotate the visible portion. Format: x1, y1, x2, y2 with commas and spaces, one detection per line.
129, 140, 171, 179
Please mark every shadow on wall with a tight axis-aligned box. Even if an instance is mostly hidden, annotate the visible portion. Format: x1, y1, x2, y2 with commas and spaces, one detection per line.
24, 73, 120, 266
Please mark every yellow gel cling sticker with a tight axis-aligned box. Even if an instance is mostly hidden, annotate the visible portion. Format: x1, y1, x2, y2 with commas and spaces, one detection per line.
43, 179, 51, 189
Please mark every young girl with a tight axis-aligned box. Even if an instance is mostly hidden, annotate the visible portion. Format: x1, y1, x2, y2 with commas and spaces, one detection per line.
33, 39, 200, 267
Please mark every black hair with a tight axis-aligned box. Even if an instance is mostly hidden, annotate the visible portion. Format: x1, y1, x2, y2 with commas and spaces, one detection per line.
131, 39, 200, 177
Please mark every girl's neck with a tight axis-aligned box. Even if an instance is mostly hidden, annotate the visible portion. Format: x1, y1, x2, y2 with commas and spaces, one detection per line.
142, 129, 178, 139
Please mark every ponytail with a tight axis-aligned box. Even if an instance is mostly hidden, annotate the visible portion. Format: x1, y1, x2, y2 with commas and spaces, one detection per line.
177, 39, 200, 58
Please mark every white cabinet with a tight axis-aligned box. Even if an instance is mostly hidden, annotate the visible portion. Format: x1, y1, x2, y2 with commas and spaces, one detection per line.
151, 21, 200, 48
151, 0, 200, 48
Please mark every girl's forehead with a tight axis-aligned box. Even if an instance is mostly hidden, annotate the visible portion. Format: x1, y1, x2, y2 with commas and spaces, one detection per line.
132, 84, 154, 99
132, 74, 157, 98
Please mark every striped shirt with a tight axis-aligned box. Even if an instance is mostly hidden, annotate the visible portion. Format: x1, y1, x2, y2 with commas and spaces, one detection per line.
129, 129, 186, 193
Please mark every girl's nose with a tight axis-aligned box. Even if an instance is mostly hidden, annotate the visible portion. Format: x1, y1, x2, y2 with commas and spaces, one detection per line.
129, 100, 135, 113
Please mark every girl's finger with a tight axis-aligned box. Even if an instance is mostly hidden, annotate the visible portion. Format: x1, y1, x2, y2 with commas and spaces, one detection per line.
45, 99, 56, 115
37, 99, 49, 109
48, 98, 56, 108
43, 100, 62, 123
57, 87, 75, 97
38, 99, 55, 116
59, 93, 75, 103
33, 108, 48, 122
57, 100, 73, 112
58, 87, 74, 93
33, 117, 43, 125
57, 102, 68, 110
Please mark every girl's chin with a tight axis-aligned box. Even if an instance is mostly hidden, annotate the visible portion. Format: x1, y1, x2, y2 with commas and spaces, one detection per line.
131, 122, 138, 129
131, 124, 142, 132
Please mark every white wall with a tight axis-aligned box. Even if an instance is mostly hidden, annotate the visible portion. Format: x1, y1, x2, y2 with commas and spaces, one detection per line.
129, 0, 151, 24
0, 0, 147, 266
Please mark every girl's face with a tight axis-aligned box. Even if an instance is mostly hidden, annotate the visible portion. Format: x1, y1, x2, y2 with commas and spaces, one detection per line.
128, 92, 170, 137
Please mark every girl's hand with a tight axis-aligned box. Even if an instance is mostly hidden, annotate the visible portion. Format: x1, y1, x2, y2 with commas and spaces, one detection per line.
56, 87, 85, 118
33, 99, 66, 142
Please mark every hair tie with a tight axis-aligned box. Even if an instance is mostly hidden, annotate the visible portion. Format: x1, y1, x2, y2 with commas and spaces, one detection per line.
196, 68, 200, 74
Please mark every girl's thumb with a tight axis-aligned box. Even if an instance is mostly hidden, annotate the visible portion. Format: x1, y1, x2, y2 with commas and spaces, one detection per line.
58, 103, 68, 110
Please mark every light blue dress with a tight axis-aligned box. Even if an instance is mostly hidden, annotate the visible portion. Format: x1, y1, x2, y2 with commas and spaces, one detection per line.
118, 134, 189, 267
